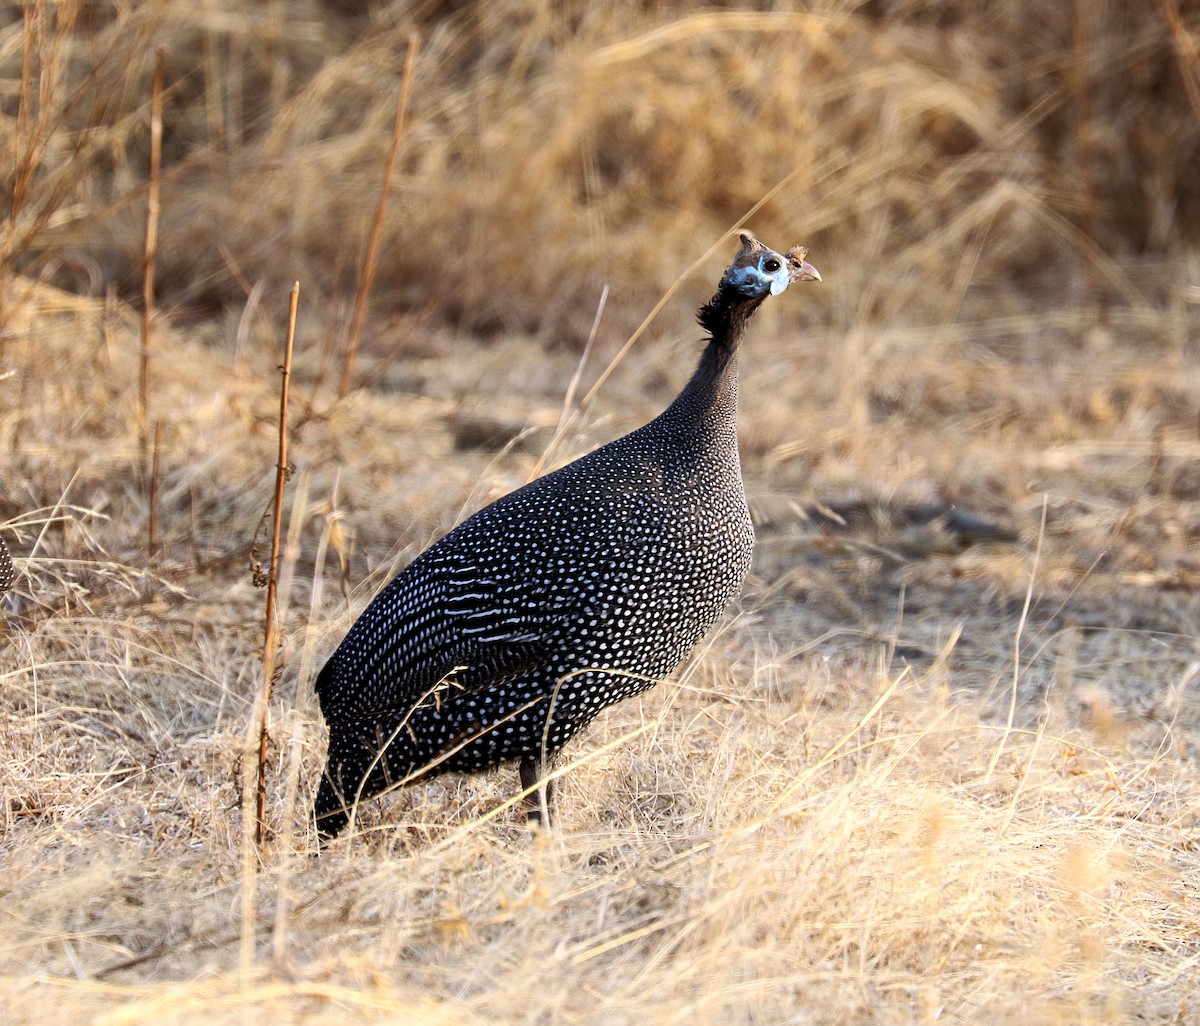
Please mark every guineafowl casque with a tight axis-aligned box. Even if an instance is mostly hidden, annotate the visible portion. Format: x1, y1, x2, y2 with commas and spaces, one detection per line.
315, 232, 821, 838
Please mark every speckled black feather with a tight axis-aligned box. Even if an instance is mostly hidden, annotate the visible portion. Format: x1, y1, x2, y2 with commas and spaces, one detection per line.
0, 537, 14, 595
314, 235, 817, 837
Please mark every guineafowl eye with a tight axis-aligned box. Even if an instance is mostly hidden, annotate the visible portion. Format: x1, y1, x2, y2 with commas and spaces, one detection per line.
764, 258, 782, 273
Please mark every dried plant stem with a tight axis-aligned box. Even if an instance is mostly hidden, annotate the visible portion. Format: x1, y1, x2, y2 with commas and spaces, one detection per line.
985, 494, 1049, 784
148, 420, 164, 557
337, 34, 418, 399
140, 48, 165, 515
274, 468, 324, 958
1072, 0, 1094, 298
255, 281, 300, 846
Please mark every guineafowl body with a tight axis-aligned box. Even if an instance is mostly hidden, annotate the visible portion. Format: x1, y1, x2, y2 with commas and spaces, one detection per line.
315, 233, 821, 837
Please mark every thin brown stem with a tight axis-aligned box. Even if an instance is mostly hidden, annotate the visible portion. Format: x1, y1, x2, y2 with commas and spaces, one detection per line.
1072, 0, 1094, 299
149, 419, 164, 559
337, 34, 418, 399
255, 281, 300, 846
140, 47, 165, 493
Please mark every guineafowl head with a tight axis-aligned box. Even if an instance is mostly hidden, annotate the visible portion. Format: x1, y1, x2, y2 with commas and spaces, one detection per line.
699, 231, 821, 345
722, 231, 822, 298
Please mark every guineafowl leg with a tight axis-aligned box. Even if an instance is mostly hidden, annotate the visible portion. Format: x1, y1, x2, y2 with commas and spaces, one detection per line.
520, 754, 555, 826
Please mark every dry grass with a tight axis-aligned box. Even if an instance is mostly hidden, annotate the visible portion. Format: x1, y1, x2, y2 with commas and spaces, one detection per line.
2, 1, 1200, 1023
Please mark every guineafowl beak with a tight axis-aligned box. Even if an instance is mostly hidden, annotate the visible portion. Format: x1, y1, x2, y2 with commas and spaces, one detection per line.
785, 245, 822, 284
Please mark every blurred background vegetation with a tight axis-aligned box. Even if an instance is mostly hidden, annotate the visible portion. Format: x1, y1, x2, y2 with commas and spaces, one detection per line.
4, 0, 1198, 350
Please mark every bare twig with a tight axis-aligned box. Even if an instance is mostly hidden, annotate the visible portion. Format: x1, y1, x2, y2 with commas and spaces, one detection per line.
337, 34, 418, 399
255, 281, 300, 846
141, 47, 165, 520
148, 419, 164, 558
1071, 0, 1094, 299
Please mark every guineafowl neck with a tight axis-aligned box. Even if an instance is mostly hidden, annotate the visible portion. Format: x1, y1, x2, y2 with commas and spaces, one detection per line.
659, 335, 741, 441
651, 289, 763, 444
664, 291, 761, 427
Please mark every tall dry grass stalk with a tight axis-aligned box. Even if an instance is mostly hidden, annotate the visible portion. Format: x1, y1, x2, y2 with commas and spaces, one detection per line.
140, 49, 166, 562
1071, 0, 1096, 298
148, 418, 164, 558
253, 281, 300, 846
139, 48, 165, 486
236, 280, 298, 977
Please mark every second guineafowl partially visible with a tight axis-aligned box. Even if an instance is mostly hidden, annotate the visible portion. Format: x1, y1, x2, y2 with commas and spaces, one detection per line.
0, 537, 13, 595
315, 232, 821, 837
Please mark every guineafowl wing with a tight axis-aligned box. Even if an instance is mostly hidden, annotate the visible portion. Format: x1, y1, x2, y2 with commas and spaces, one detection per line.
315, 541, 565, 724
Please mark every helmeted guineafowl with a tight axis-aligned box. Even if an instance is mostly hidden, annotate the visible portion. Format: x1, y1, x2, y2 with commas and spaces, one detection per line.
315, 232, 821, 837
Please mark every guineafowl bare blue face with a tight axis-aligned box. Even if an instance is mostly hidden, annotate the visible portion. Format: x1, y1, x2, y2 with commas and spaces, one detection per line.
314, 232, 821, 838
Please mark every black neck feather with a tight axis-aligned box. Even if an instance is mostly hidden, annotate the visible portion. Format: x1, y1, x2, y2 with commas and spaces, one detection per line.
655, 285, 767, 435
691, 287, 766, 386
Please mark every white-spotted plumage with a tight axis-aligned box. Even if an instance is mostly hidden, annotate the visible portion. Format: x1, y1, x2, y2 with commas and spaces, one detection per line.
315, 233, 820, 836
0, 537, 13, 595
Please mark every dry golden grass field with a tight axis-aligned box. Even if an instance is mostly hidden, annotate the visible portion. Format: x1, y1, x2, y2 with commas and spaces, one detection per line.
2, 2, 1200, 1023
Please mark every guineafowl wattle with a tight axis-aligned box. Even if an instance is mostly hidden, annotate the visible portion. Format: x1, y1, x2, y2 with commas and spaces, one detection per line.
315, 232, 821, 837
